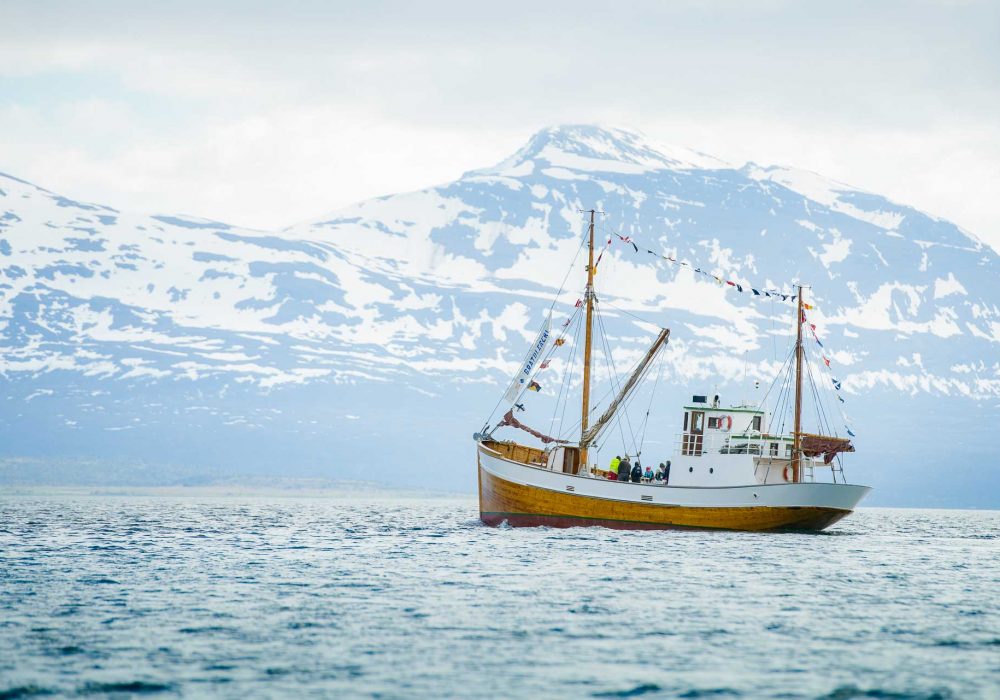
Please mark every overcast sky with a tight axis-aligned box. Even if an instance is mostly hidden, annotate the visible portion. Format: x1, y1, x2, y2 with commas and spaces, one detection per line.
2, 0, 998, 249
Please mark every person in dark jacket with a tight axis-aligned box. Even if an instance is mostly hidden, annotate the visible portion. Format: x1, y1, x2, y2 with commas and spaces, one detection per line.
617, 456, 631, 482
630, 460, 642, 483
663, 460, 671, 485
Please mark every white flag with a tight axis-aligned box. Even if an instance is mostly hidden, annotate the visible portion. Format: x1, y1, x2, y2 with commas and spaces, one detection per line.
503, 320, 551, 404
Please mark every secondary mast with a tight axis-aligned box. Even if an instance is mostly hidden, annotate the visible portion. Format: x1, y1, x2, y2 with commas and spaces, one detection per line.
580, 210, 597, 469
791, 285, 804, 483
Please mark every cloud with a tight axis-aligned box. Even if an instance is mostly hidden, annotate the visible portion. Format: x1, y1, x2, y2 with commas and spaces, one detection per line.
0, 0, 997, 247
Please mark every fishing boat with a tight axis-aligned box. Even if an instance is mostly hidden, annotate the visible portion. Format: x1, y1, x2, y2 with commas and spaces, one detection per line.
474, 210, 870, 531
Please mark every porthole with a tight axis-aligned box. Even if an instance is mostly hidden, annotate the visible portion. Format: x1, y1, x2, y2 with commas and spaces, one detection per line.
709, 467, 714, 474
688, 466, 693, 473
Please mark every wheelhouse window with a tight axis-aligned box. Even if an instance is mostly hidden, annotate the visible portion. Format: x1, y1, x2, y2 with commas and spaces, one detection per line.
785, 444, 793, 457
770, 443, 779, 457
691, 412, 705, 433
708, 417, 720, 429
752, 415, 762, 431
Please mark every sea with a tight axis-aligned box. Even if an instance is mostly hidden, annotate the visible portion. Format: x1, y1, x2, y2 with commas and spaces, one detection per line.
0, 491, 997, 699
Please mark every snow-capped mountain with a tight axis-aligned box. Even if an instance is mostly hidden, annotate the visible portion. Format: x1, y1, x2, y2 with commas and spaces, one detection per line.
2, 125, 997, 506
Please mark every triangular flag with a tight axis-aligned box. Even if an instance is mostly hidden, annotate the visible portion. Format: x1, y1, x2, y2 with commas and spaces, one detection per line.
726, 280, 736, 287
562, 318, 570, 328
752, 288, 761, 296
528, 381, 541, 392
554, 338, 565, 346
846, 427, 856, 437
823, 356, 831, 367
539, 360, 550, 370
804, 303, 814, 310
838, 395, 845, 403
574, 299, 582, 308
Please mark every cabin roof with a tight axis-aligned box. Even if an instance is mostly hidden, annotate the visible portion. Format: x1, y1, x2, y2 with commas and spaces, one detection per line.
683, 405, 764, 414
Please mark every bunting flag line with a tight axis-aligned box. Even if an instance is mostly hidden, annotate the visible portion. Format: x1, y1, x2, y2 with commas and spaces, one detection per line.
802, 308, 856, 439
606, 229, 796, 303
591, 237, 613, 276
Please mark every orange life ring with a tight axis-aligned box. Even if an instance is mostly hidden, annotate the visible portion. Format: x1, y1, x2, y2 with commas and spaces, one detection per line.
718, 415, 732, 432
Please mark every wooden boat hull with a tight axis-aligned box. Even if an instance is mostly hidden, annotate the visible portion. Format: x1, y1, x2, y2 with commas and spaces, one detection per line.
478, 442, 870, 532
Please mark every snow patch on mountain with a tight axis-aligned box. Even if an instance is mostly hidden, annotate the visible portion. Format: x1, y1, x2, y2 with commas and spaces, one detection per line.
2, 125, 999, 412
933, 272, 967, 299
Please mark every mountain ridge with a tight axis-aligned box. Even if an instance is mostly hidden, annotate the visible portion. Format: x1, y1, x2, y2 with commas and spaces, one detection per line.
1, 124, 998, 506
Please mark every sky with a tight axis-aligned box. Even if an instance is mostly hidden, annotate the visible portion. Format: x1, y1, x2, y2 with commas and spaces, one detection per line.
1, 0, 998, 249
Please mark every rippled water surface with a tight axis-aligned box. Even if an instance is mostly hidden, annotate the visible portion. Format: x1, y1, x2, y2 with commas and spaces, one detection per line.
1, 493, 997, 699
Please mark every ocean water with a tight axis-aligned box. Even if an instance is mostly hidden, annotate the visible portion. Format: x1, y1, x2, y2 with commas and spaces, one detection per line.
0, 493, 997, 699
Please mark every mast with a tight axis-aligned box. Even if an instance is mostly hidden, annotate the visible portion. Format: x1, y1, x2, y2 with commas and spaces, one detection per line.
580, 210, 596, 468
791, 285, 804, 483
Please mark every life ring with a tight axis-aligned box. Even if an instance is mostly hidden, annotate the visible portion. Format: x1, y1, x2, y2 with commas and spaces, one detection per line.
718, 415, 732, 432
783, 465, 792, 482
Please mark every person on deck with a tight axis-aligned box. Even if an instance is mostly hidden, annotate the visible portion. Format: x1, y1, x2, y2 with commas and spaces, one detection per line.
655, 463, 665, 482
662, 460, 671, 486
617, 456, 631, 482
609, 455, 621, 478
630, 460, 642, 483
644, 466, 654, 482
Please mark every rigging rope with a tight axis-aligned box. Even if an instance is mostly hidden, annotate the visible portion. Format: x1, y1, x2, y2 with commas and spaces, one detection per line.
636, 351, 664, 455
481, 219, 589, 429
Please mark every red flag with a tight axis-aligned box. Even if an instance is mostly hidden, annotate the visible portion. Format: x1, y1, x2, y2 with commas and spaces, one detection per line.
574, 299, 582, 308
823, 356, 831, 367
726, 280, 736, 287
539, 360, 550, 369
